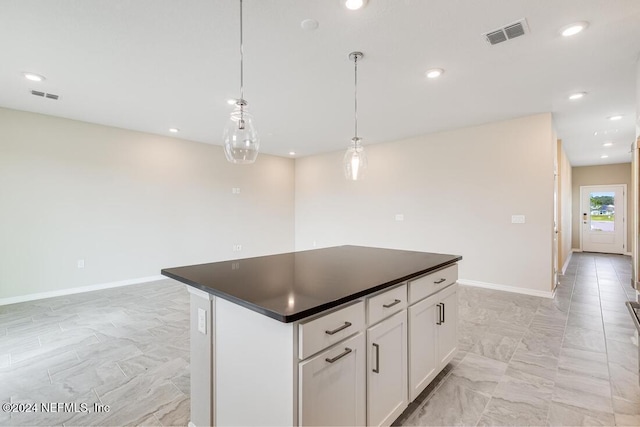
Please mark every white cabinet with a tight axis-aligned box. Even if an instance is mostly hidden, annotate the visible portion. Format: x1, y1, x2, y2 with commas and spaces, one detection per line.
299, 332, 366, 426
408, 293, 438, 401
436, 284, 458, 368
408, 283, 458, 401
367, 310, 408, 427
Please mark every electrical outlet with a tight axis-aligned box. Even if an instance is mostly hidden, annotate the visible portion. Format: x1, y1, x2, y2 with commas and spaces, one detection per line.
77, 259, 85, 269
231, 187, 241, 194
233, 244, 242, 252
511, 215, 526, 224
395, 214, 405, 221
312, 240, 317, 247
197, 308, 207, 334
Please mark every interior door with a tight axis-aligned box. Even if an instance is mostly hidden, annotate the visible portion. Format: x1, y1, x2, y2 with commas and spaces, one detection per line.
581, 185, 626, 254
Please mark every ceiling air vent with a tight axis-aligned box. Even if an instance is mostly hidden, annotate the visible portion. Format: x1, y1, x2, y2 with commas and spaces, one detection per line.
30, 89, 60, 100
484, 19, 529, 45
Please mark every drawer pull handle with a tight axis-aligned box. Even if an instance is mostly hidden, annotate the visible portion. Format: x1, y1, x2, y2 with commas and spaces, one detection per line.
442, 302, 445, 323
325, 347, 352, 364
372, 343, 380, 373
383, 299, 401, 308
434, 278, 447, 284
325, 321, 352, 335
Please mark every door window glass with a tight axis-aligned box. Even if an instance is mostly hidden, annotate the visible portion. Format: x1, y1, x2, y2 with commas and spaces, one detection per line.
590, 192, 615, 231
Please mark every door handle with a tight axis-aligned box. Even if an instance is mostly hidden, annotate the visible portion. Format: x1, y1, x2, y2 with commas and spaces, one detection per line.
436, 303, 443, 325
325, 347, 352, 364
372, 343, 380, 373
383, 299, 401, 308
325, 321, 352, 335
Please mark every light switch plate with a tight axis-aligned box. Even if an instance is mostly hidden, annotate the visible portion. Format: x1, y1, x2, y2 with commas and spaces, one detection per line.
395, 214, 405, 221
511, 215, 526, 224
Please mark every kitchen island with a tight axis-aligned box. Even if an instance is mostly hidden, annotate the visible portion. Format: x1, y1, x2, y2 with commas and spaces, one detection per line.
162, 245, 462, 427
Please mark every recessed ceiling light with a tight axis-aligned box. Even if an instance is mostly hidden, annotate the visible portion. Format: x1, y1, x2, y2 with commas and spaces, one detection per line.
23, 72, 46, 82
608, 115, 623, 121
601, 155, 609, 159
425, 68, 444, 79
300, 19, 319, 31
603, 142, 613, 147
289, 151, 296, 156
344, 0, 367, 10
169, 128, 179, 133
560, 21, 589, 37
227, 99, 237, 105
568, 92, 586, 100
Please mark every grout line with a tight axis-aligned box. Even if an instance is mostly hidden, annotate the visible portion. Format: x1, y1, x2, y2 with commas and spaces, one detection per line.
115, 362, 127, 377
47, 368, 53, 385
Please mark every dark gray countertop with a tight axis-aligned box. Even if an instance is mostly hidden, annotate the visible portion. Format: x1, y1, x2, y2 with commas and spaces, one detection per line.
161, 245, 462, 323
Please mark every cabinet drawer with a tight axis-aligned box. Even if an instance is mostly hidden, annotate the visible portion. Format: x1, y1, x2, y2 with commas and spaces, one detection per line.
367, 284, 407, 326
409, 264, 458, 304
299, 301, 365, 360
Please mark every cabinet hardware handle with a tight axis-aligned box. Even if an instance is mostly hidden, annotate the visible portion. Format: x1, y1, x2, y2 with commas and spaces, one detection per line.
436, 303, 443, 325
383, 299, 401, 308
434, 278, 446, 284
442, 302, 445, 323
325, 347, 352, 364
372, 343, 380, 373
325, 321, 352, 335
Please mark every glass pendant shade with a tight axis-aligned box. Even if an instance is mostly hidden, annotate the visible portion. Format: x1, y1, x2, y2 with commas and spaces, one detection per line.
223, 102, 259, 164
344, 137, 367, 180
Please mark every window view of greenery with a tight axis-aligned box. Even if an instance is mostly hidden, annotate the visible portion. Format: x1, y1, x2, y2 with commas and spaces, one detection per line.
590, 192, 615, 231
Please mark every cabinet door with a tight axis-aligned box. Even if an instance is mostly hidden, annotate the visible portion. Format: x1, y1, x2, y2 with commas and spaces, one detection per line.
299, 332, 366, 426
367, 310, 408, 427
408, 293, 438, 401
436, 283, 458, 368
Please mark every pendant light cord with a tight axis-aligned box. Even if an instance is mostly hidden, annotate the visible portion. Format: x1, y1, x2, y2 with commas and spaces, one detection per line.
354, 54, 358, 139
239, 0, 244, 102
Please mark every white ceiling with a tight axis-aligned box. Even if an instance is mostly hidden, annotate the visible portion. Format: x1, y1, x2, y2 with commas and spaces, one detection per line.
1, 0, 639, 166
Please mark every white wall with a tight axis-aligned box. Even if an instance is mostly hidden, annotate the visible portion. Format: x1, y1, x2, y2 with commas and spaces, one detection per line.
0, 108, 295, 300
295, 114, 556, 295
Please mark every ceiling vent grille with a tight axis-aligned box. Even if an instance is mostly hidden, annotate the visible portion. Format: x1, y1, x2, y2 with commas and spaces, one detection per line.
484, 19, 529, 45
31, 90, 60, 100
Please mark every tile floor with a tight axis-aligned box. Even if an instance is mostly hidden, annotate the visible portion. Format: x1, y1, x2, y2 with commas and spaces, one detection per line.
0, 252, 638, 426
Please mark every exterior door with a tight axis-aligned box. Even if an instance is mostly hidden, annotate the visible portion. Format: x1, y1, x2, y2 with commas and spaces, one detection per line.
580, 185, 626, 254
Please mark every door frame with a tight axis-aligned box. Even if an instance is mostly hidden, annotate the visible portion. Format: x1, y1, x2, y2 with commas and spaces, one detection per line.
579, 184, 627, 254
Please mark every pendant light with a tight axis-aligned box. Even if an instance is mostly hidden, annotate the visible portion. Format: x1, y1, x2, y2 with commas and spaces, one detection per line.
344, 51, 367, 180
223, 0, 259, 164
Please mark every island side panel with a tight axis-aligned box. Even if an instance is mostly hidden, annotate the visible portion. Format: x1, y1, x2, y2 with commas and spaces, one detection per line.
188, 288, 215, 427
215, 297, 296, 426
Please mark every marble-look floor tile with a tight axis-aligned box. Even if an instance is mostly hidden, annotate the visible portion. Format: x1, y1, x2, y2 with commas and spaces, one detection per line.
605, 339, 639, 372
458, 321, 488, 352
562, 325, 606, 353
508, 348, 559, 382
406, 379, 490, 426
470, 323, 526, 363
604, 322, 636, 344
613, 396, 640, 427
547, 401, 615, 426
552, 370, 613, 413
566, 311, 603, 332
448, 353, 508, 395
154, 395, 190, 426
477, 372, 553, 426
601, 299, 628, 313
519, 328, 563, 358
569, 301, 601, 316
557, 347, 609, 380
608, 362, 640, 403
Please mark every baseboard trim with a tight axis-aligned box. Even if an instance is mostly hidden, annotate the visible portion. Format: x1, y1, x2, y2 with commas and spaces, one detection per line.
561, 251, 573, 275
458, 279, 554, 299
0, 275, 166, 306
625, 252, 632, 256
571, 248, 582, 253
